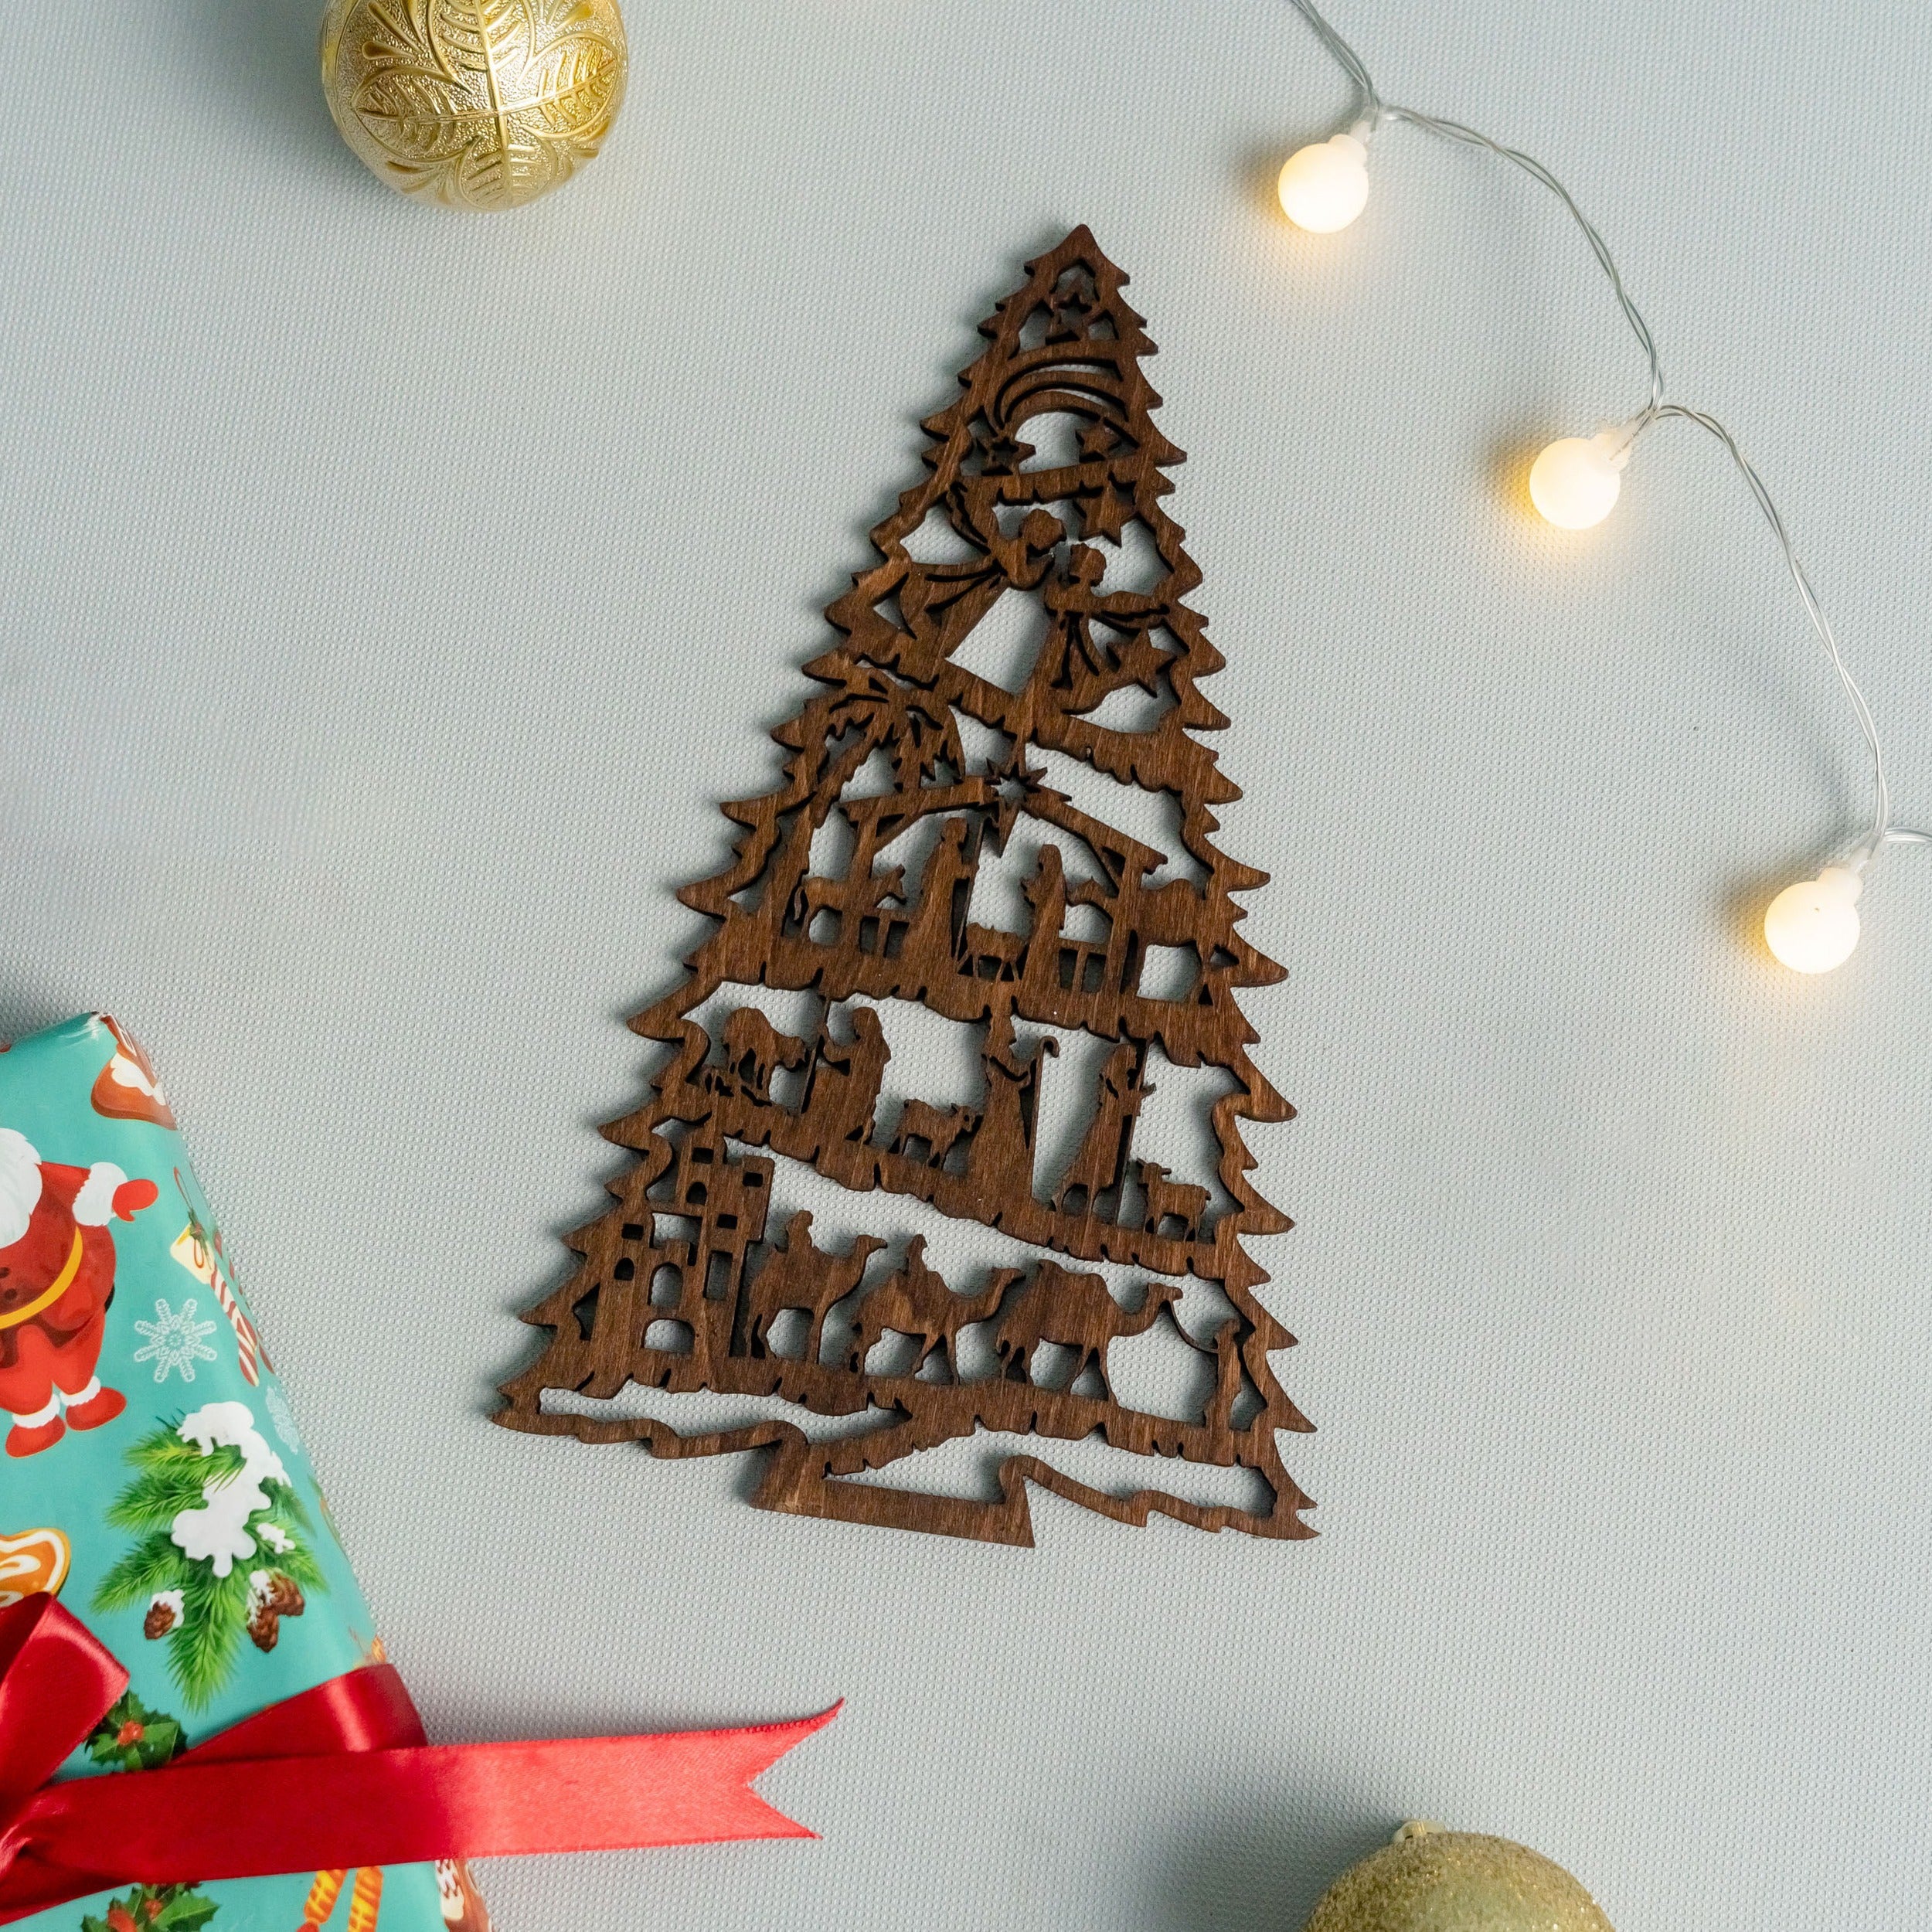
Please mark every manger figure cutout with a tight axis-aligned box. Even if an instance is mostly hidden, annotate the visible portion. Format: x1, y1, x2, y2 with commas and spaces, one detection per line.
498, 227, 1313, 1544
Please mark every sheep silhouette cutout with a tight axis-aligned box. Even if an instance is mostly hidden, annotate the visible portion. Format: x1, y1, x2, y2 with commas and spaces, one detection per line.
886, 1100, 981, 1169
498, 227, 1313, 1545
1135, 1161, 1210, 1244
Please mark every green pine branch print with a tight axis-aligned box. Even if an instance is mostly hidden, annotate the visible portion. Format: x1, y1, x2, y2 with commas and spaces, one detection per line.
91, 1403, 328, 1710
94, 1531, 189, 1611
105, 1434, 246, 1530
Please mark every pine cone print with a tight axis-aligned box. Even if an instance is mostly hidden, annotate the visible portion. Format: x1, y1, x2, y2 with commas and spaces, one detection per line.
247, 1603, 279, 1652
247, 1570, 307, 1650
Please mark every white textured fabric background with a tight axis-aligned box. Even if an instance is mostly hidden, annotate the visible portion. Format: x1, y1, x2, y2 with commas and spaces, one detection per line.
5, 2, 1932, 1927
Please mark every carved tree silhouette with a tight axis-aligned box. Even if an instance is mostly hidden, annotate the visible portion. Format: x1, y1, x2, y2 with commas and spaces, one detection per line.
497, 227, 1314, 1545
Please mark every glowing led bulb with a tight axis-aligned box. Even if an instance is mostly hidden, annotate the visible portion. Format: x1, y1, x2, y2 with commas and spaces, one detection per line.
1278, 134, 1370, 233
1529, 428, 1630, 529
1764, 866, 1863, 973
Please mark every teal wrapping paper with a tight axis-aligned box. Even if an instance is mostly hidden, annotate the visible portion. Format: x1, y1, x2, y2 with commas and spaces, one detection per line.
0, 1015, 488, 1932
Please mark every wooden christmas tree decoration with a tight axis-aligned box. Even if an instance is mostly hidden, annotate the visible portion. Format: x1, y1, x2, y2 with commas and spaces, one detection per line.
497, 227, 1314, 1544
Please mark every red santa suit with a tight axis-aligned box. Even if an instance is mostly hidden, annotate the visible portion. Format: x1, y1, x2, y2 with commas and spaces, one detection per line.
0, 1128, 158, 1458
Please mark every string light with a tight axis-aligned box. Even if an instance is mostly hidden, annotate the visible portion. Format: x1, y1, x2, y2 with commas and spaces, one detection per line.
1764, 869, 1863, 975
1526, 430, 1628, 530
1277, 0, 1929, 972
1278, 131, 1372, 231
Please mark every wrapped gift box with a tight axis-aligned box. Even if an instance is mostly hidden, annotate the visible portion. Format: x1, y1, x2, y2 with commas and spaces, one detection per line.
0, 1014, 487, 1932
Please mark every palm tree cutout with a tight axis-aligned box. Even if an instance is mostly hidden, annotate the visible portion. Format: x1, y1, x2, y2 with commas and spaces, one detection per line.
498, 228, 1313, 1545
94, 1403, 327, 1708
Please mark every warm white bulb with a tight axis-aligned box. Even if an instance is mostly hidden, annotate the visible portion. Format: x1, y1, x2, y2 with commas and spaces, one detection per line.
1764, 866, 1863, 974
1277, 134, 1370, 233
1529, 430, 1628, 529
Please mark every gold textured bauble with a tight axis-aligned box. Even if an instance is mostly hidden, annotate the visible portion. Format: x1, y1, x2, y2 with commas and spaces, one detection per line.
1304, 1823, 1616, 1932
320, 0, 628, 213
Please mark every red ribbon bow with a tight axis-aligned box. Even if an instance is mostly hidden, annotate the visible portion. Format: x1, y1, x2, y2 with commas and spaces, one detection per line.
0, 1596, 836, 1923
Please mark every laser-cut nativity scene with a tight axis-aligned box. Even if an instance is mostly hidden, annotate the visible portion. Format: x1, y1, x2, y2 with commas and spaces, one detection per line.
498, 227, 1312, 1544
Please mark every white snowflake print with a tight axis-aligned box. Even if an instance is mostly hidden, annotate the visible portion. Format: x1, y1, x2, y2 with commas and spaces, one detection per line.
131, 1295, 219, 1383
264, 1383, 304, 1453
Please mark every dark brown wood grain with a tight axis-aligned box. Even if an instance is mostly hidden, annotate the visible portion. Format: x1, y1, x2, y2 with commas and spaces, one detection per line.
496, 226, 1315, 1545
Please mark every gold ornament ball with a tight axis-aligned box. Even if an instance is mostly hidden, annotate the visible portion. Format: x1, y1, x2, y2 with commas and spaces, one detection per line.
320, 0, 629, 213
1304, 1823, 1615, 1932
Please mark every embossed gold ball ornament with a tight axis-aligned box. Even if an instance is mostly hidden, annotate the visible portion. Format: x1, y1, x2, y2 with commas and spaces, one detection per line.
320, 0, 628, 213
1304, 1822, 1615, 1932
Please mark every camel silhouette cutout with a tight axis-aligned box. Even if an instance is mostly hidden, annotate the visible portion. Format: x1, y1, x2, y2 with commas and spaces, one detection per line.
846, 1236, 1022, 1379
995, 1263, 1182, 1403
744, 1211, 884, 1362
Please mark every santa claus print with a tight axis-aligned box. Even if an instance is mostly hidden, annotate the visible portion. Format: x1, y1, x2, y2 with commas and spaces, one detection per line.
0, 1128, 158, 1458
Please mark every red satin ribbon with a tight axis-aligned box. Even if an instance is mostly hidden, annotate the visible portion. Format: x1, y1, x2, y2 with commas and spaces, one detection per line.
0, 1596, 836, 1924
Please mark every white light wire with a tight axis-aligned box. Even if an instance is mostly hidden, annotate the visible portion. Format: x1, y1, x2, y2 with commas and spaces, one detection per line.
1286, 0, 1930, 869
